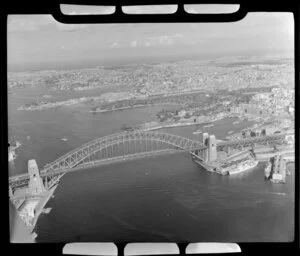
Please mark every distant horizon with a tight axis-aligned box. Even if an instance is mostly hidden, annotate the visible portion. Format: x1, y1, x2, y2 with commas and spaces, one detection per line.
7, 12, 294, 73
7, 51, 293, 73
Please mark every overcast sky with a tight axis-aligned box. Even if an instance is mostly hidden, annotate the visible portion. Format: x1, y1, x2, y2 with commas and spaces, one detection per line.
7, 5, 294, 71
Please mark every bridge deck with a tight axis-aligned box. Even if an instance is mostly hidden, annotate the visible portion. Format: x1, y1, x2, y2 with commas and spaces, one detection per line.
9, 132, 291, 188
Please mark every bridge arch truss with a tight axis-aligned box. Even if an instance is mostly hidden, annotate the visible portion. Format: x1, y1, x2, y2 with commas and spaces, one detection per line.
40, 131, 206, 175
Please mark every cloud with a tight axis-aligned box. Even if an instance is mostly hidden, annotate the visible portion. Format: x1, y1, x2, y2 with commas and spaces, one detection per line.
144, 41, 151, 47
8, 15, 90, 33
130, 40, 138, 47
143, 34, 184, 46
189, 23, 199, 30
110, 41, 120, 48
43, 15, 89, 32
55, 23, 89, 32
7, 18, 39, 32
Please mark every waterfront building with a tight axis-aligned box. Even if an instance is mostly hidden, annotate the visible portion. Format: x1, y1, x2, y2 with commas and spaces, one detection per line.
178, 110, 187, 118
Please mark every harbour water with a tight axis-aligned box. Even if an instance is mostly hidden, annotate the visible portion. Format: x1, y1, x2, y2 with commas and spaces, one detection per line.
8, 87, 294, 242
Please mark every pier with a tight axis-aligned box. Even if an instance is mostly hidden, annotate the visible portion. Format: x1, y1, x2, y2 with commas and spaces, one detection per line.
10, 160, 63, 233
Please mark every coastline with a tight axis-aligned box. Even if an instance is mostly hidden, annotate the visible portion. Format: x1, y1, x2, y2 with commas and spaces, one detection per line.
139, 120, 215, 131
90, 102, 179, 113
90, 104, 152, 113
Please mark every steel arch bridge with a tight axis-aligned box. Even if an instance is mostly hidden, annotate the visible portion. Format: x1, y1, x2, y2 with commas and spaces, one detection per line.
8, 131, 291, 189
9, 131, 206, 189
40, 130, 206, 175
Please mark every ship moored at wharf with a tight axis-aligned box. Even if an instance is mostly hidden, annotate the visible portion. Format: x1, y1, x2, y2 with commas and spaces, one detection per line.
270, 155, 287, 184
190, 131, 293, 177
222, 158, 258, 175
264, 160, 272, 180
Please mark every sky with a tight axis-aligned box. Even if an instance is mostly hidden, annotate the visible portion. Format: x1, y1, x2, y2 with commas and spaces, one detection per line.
7, 5, 294, 71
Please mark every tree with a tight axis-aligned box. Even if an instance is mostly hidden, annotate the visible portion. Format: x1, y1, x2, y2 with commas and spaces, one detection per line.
184, 112, 191, 119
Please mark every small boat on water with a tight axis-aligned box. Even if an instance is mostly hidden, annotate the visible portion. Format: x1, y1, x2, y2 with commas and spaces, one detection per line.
43, 208, 52, 214
193, 129, 203, 135
8, 150, 16, 162
233, 120, 240, 124
32, 232, 38, 239
264, 160, 272, 180
203, 123, 214, 128
61, 138, 68, 141
228, 131, 234, 134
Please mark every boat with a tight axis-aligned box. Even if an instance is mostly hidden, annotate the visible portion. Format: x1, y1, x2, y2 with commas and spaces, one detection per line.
121, 124, 134, 132
203, 123, 214, 128
8, 150, 16, 162
228, 131, 234, 134
270, 173, 285, 184
32, 232, 38, 240
233, 120, 240, 124
193, 129, 203, 135
270, 156, 286, 183
264, 160, 272, 180
225, 158, 258, 175
61, 138, 68, 141
43, 208, 52, 214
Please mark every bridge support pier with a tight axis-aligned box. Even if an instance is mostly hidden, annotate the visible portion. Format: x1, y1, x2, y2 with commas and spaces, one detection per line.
202, 133, 209, 162
202, 133, 217, 163
28, 159, 45, 195
208, 135, 217, 162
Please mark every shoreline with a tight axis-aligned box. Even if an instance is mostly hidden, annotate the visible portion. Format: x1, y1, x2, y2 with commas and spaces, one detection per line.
139, 120, 217, 131
90, 103, 179, 113
90, 104, 152, 113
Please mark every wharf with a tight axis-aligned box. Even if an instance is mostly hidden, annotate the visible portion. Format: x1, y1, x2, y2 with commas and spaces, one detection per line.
29, 184, 58, 232
11, 183, 59, 234
190, 152, 228, 175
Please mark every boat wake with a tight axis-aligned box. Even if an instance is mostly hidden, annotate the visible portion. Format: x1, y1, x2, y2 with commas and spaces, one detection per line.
269, 192, 286, 196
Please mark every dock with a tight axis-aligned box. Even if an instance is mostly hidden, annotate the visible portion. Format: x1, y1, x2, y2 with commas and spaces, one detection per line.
190, 152, 228, 175
10, 159, 64, 234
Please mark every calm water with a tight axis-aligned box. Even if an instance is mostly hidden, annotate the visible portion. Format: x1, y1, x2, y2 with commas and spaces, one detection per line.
8, 87, 295, 242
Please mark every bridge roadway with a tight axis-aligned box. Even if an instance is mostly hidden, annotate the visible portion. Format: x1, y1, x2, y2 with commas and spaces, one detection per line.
216, 133, 287, 151
9, 131, 290, 187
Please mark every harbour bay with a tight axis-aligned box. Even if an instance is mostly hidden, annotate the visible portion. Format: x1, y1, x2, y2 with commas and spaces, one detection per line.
8, 87, 294, 242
